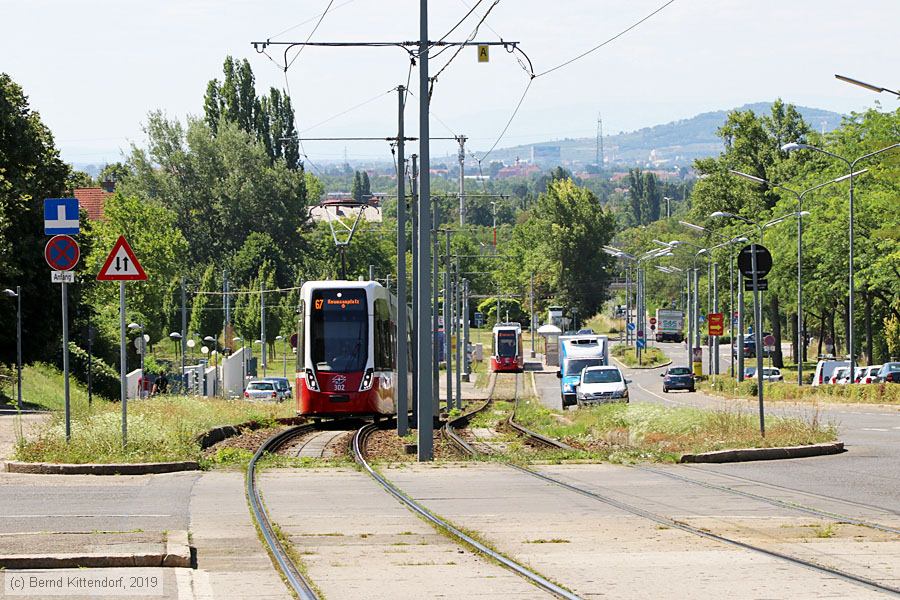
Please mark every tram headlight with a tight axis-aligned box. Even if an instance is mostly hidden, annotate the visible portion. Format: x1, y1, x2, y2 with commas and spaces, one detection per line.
305, 369, 319, 391
359, 368, 375, 391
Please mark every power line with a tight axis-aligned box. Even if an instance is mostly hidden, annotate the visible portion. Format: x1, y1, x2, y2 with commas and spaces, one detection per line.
433, 0, 487, 47
534, 0, 676, 78
285, 0, 337, 71
299, 89, 395, 134
267, 0, 356, 40
430, 0, 502, 94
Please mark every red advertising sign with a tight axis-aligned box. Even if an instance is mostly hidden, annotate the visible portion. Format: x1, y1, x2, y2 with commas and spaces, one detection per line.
707, 313, 724, 337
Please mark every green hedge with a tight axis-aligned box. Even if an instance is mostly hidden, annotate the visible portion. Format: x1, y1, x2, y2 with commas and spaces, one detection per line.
65, 343, 120, 400
703, 375, 900, 404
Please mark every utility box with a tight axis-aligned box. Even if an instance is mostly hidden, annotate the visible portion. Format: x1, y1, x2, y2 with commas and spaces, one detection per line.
472, 343, 483, 362
537, 324, 562, 367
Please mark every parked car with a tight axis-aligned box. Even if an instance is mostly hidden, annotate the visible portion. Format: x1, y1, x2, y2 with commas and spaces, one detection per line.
750, 367, 783, 382
876, 362, 900, 383
576, 328, 595, 335
743, 366, 756, 379
263, 376, 293, 399
575, 365, 630, 405
830, 366, 851, 385
855, 365, 882, 384
812, 359, 850, 386
661, 366, 695, 393
732, 333, 773, 358
244, 379, 285, 401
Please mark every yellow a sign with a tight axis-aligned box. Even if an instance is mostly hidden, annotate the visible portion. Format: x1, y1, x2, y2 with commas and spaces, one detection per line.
477, 45, 489, 63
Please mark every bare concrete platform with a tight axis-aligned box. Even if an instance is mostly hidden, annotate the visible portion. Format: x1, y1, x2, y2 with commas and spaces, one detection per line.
384, 462, 897, 599
260, 468, 545, 599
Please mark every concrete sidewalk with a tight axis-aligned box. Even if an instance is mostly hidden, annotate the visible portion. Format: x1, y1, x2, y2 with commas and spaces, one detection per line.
386, 462, 896, 599
259, 468, 544, 599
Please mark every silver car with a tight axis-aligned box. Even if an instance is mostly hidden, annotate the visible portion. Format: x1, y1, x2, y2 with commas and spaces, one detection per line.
244, 380, 285, 401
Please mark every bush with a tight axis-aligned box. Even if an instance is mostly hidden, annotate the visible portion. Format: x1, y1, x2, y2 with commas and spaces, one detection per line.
66, 343, 119, 400
702, 375, 900, 405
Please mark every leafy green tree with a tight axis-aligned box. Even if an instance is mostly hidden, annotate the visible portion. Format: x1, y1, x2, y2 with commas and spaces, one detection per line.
122, 114, 309, 269
84, 193, 189, 345
230, 232, 287, 288
361, 171, 371, 199
351, 171, 363, 203
203, 56, 300, 168
0, 73, 72, 364
188, 265, 221, 342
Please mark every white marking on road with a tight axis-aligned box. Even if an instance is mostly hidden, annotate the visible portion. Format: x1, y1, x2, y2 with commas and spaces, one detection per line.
9, 514, 173, 518
634, 382, 685, 406
861, 428, 890, 432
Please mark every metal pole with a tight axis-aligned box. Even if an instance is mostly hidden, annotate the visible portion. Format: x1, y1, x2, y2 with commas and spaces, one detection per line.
260, 279, 266, 377
713, 262, 719, 375
797, 199, 804, 385
444, 230, 452, 412
636, 266, 642, 364
625, 267, 631, 345
751, 242, 765, 436
848, 169, 855, 385
738, 272, 745, 381
530, 272, 535, 356
62, 281, 70, 441
15, 286, 21, 410
729, 254, 734, 378
432, 221, 439, 411
139, 327, 144, 399
369, 264, 375, 281
455, 260, 462, 410
410, 154, 418, 423
687, 268, 693, 366
282, 338, 287, 378
396, 85, 409, 436
119, 281, 127, 447
458, 135, 466, 226
417, 0, 434, 461
463, 279, 470, 379
181, 277, 187, 393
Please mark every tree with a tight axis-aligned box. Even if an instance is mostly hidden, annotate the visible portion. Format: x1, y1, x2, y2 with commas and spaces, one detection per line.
84, 193, 189, 345
122, 114, 310, 270
361, 171, 371, 200
0, 73, 72, 365
351, 171, 363, 203
203, 56, 300, 168
188, 265, 221, 342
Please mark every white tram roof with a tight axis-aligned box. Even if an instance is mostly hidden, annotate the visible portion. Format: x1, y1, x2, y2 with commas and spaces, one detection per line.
492, 322, 522, 333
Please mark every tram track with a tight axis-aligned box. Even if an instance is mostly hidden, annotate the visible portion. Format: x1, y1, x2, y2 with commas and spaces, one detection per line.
446, 371, 900, 598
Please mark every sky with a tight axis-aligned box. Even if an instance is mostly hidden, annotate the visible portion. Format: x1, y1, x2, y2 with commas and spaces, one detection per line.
2, 0, 897, 167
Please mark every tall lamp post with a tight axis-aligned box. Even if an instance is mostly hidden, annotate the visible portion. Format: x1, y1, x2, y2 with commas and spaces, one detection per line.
3, 287, 22, 410
276, 335, 287, 378
168, 332, 182, 392
781, 141, 899, 384
729, 168, 866, 384
128, 323, 146, 398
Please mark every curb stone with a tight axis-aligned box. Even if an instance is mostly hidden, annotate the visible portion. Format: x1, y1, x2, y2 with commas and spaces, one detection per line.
679, 441, 845, 463
0, 530, 192, 570
4, 460, 200, 475
611, 355, 673, 370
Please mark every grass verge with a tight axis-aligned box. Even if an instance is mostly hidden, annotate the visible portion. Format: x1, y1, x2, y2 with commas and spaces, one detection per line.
612, 344, 669, 368
13, 363, 295, 464
513, 396, 837, 462
700, 375, 900, 405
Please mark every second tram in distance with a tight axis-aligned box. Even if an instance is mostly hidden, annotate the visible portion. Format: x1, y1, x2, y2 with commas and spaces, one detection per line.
491, 322, 524, 372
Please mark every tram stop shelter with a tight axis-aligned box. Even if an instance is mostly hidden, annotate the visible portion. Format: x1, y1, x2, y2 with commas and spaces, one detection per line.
537, 324, 562, 367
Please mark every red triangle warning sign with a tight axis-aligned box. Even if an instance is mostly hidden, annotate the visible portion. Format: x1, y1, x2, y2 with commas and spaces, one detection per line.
97, 235, 147, 281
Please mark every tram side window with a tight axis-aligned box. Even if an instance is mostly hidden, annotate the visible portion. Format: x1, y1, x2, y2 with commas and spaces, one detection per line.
374, 298, 393, 370
296, 300, 305, 371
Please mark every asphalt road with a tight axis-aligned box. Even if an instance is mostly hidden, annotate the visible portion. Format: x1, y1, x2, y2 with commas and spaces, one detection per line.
618, 341, 900, 513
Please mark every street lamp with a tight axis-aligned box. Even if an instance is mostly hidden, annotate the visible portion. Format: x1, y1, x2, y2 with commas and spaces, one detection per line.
128, 323, 146, 398
834, 74, 900, 98
3, 287, 22, 410
663, 196, 672, 218
254, 339, 265, 377
730, 168, 864, 384
781, 141, 900, 382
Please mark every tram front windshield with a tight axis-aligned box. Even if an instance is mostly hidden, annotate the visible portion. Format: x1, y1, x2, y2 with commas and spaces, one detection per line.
496, 330, 518, 357
311, 289, 368, 372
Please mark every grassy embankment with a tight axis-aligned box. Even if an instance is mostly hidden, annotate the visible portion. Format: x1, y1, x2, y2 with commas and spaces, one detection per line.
611, 343, 669, 368
512, 392, 837, 463
700, 375, 900, 405
8, 363, 294, 464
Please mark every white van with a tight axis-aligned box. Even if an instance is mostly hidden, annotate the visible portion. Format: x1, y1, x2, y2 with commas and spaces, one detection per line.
811, 360, 849, 387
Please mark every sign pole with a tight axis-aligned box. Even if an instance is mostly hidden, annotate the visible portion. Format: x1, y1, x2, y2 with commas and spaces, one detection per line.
62, 281, 71, 441
120, 281, 127, 447
751, 244, 765, 436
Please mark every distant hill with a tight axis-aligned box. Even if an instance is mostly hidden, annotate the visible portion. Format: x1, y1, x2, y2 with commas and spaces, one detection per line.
467, 102, 844, 169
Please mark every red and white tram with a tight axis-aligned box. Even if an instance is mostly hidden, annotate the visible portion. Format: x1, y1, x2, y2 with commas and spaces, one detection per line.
491, 323, 524, 372
295, 280, 408, 419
